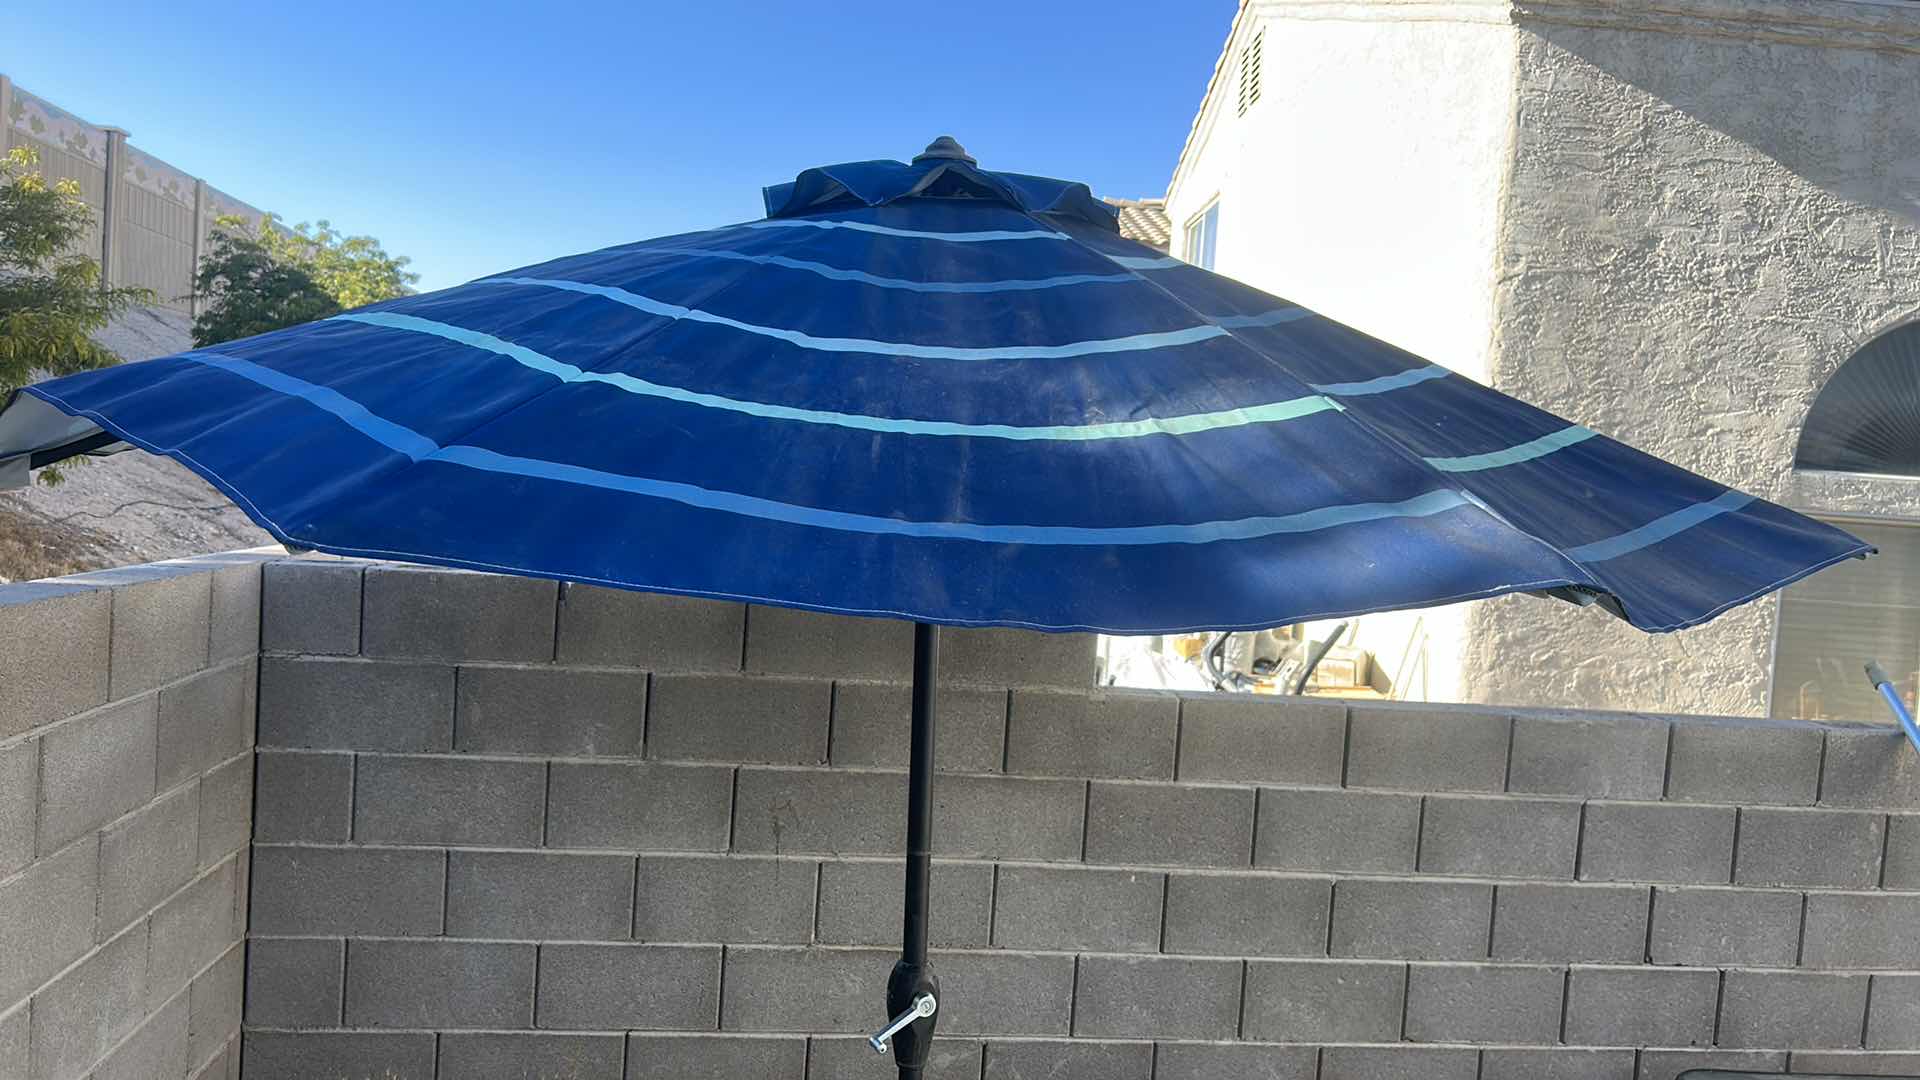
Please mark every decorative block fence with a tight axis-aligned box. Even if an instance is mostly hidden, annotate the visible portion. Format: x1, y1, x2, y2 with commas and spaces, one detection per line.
9, 553, 1920, 1079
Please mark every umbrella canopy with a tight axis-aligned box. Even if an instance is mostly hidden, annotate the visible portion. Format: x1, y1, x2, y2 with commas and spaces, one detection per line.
0, 139, 1870, 634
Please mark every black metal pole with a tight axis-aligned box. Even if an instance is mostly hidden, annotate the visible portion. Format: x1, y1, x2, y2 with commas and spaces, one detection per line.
884, 622, 941, 1077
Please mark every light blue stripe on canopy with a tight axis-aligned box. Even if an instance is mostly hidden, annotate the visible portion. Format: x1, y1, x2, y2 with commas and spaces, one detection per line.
0, 148, 1870, 634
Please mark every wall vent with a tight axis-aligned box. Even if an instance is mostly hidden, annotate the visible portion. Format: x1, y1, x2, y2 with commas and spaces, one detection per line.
1237, 30, 1263, 117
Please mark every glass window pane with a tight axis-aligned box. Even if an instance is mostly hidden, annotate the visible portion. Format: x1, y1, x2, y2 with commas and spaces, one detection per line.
1772, 520, 1920, 724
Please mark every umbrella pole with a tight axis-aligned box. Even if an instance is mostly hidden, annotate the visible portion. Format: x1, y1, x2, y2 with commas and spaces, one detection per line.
874, 622, 942, 1077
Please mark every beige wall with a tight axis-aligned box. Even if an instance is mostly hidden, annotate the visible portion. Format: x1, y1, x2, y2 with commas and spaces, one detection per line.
1465, 0, 1920, 716
1164, 0, 1523, 702
2, 74, 270, 317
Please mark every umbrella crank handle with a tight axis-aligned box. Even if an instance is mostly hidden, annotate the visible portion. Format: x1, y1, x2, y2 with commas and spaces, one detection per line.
868, 993, 937, 1054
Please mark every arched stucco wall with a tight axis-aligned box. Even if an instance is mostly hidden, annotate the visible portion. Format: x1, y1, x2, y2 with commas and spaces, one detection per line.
1463, 1, 1920, 716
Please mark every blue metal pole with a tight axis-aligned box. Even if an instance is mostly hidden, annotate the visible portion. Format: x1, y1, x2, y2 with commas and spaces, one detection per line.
1866, 661, 1920, 756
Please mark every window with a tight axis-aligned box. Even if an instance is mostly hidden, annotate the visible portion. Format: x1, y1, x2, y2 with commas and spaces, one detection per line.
1184, 203, 1218, 271
1772, 519, 1920, 723
1796, 322, 1920, 476
1237, 30, 1263, 117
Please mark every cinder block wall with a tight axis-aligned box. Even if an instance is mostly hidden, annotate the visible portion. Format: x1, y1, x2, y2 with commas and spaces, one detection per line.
239, 557, 1920, 1080
0, 553, 265, 1080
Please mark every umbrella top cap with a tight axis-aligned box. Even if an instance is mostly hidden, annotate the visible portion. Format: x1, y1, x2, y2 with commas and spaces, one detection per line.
912, 136, 977, 166
760, 143, 1120, 232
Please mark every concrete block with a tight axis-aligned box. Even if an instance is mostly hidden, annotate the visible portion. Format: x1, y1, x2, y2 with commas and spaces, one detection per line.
1870, 974, 1920, 1049
1634, 1049, 1785, 1080
252, 751, 351, 843
940, 627, 1097, 689
438, 1033, 625, 1079
1084, 781, 1252, 867
0, 839, 97, 1005
556, 583, 744, 671
1790, 1051, 1920, 1076
1320, 1046, 1478, 1080
933, 951, 1078, 1036
743, 607, 911, 679
206, 558, 262, 664
810, 1035, 978, 1080
1884, 814, 1920, 889
187, 942, 243, 1069
936, 775, 1085, 860
0, 1002, 25, 1080
245, 937, 343, 1028
1420, 794, 1580, 879
1151, 1042, 1317, 1080
352, 753, 545, 846
1346, 703, 1509, 793
1405, 962, 1563, 1044
240, 1031, 436, 1079
981, 1039, 1150, 1080
715, 946, 891, 1032
1508, 711, 1667, 799
456, 665, 646, 756
156, 660, 254, 791
547, 761, 734, 851
629, 1034, 806, 1079
97, 781, 199, 939
0, 582, 108, 739
829, 681, 1005, 773
1718, 969, 1869, 1048
1823, 727, 1920, 810
36, 695, 156, 853
361, 565, 556, 662
196, 754, 251, 868
1579, 801, 1734, 884
1175, 695, 1345, 786
1255, 787, 1420, 873
257, 657, 453, 751
647, 673, 830, 765
249, 844, 444, 936
98, 565, 213, 699
732, 770, 1084, 861
91, 991, 188, 1080
991, 865, 1162, 952
345, 939, 535, 1029
1242, 958, 1406, 1042
1803, 893, 1920, 969
1648, 886, 1801, 967
1563, 965, 1719, 1047
816, 859, 993, 948
29, 921, 149, 1080
1492, 883, 1648, 963
447, 850, 636, 940
1665, 719, 1821, 805
1481, 1048, 1636, 1080
1735, 806, 1885, 888
1004, 689, 1175, 780
1329, 878, 1492, 960
1162, 872, 1330, 957
537, 944, 720, 1031
1071, 955, 1241, 1039
260, 559, 362, 655
633, 855, 814, 944
0, 739, 38, 877
148, 859, 240, 1011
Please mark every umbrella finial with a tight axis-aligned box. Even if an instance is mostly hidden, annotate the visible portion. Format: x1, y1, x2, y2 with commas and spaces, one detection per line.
913, 136, 976, 167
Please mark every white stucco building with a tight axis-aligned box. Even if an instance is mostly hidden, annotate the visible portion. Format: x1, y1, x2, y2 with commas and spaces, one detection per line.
1165, 0, 1920, 718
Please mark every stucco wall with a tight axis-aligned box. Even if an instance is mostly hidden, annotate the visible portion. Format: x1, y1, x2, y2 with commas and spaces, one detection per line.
1164, 0, 1523, 702
1464, 0, 1920, 715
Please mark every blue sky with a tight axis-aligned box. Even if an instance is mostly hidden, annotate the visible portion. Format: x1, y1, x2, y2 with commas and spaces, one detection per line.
7, 1, 1236, 291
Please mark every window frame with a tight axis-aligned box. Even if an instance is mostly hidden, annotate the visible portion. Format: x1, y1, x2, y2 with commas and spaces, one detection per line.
1183, 200, 1219, 271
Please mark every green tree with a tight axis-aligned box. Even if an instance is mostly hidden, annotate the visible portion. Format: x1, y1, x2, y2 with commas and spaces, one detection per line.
0, 146, 151, 392
192, 215, 417, 347
191, 216, 340, 346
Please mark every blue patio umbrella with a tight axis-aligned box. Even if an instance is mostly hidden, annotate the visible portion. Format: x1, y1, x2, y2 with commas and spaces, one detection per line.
0, 138, 1871, 1075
